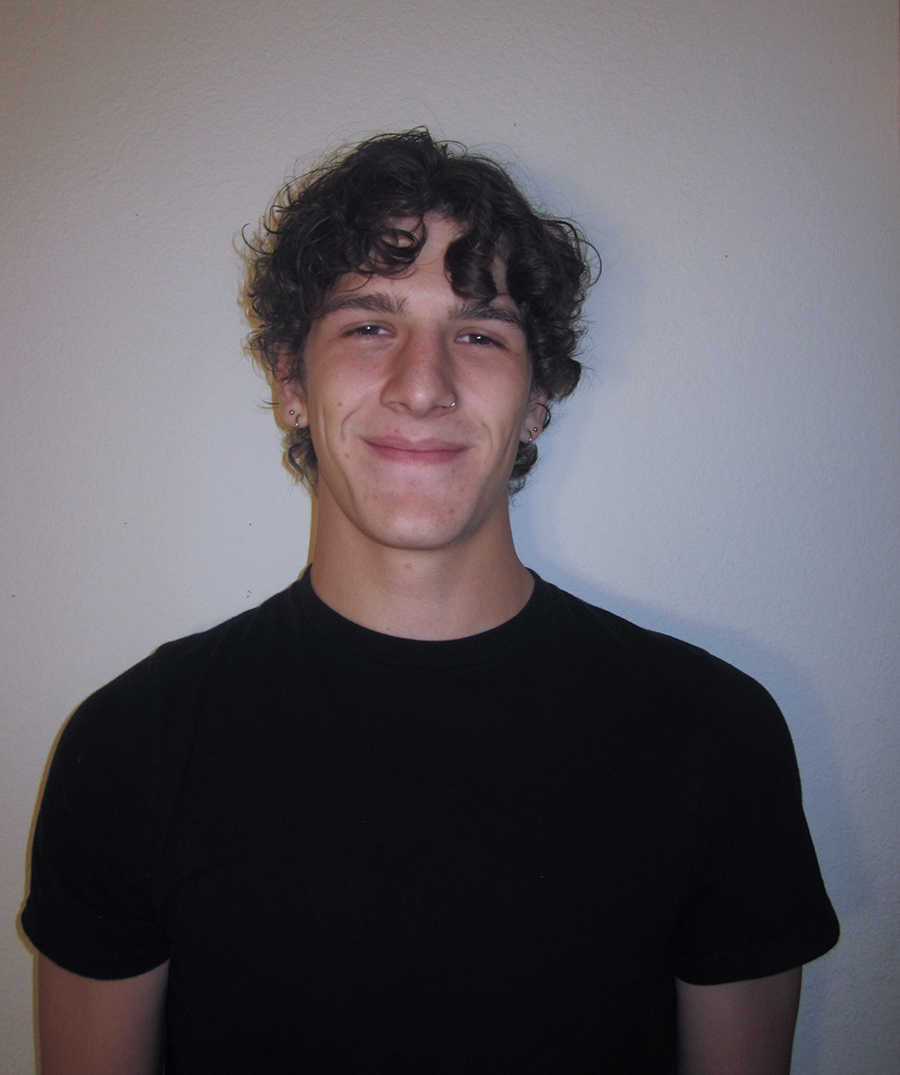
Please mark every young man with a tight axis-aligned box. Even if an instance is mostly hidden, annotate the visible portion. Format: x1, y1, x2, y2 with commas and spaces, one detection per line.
23, 130, 838, 1074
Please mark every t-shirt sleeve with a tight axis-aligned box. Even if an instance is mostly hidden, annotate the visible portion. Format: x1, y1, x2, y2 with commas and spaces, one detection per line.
21, 657, 172, 979
669, 664, 839, 985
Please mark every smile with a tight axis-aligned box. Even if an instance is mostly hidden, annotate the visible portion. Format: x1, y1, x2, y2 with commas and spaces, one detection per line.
365, 437, 470, 465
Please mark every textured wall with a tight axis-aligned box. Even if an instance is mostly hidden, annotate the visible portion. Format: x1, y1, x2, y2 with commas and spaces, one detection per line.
2, 0, 898, 1070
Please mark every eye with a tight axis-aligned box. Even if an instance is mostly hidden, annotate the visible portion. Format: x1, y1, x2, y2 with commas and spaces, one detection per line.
346, 323, 388, 337
458, 332, 502, 347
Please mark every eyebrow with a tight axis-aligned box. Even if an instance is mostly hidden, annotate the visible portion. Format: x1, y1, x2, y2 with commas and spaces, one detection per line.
449, 299, 524, 331
319, 292, 406, 317
319, 291, 524, 330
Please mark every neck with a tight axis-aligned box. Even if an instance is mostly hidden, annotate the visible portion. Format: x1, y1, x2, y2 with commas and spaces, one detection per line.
307, 501, 534, 641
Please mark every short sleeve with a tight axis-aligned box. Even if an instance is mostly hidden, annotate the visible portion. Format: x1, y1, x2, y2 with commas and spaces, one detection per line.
670, 670, 839, 984
21, 658, 171, 979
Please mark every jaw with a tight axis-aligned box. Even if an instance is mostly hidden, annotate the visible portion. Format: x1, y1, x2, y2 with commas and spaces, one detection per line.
314, 446, 516, 558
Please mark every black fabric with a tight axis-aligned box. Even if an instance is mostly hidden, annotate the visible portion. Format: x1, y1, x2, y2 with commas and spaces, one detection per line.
22, 571, 838, 1073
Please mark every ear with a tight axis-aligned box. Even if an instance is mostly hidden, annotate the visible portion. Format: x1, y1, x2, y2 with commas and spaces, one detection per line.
275, 351, 308, 428
521, 390, 549, 443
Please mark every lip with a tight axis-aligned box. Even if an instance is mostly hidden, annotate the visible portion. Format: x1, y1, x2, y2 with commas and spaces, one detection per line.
364, 437, 470, 465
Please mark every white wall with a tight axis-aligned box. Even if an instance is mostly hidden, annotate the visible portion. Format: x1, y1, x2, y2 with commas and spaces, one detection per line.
2, 0, 897, 1069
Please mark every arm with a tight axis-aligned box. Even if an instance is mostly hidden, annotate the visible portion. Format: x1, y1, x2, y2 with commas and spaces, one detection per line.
37, 955, 169, 1075
675, 967, 802, 1075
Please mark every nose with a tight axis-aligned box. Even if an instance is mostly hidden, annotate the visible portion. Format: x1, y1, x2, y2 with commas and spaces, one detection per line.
380, 330, 457, 416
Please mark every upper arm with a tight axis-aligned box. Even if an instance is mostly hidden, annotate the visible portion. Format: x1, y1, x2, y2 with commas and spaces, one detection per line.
675, 967, 802, 1075
37, 955, 169, 1075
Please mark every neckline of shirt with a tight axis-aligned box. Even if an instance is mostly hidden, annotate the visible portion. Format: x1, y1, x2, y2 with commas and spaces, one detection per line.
291, 567, 554, 669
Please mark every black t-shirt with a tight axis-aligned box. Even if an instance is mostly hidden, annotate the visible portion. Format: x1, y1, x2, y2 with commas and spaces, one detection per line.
22, 571, 838, 1073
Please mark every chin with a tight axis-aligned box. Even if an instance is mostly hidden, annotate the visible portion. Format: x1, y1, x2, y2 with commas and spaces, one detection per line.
367, 517, 475, 553
355, 494, 485, 552
332, 478, 511, 554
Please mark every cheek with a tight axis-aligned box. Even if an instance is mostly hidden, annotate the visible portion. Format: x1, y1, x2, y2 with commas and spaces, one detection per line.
308, 356, 382, 414
306, 382, 371, 462
476, 372, 532, 428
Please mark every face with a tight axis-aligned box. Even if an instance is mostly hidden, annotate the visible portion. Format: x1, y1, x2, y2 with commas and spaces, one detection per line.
279, 215, 546, 556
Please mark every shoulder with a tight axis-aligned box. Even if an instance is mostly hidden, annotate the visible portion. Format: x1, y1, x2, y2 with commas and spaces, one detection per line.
55, 582, 304, 773
534, 587, 839, 981
535, 579, 798, 790
545, 580, 780, 713
26, 581, 307, 971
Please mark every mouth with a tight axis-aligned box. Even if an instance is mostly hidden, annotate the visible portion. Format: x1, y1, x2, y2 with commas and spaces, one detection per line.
364, 437, 470, 465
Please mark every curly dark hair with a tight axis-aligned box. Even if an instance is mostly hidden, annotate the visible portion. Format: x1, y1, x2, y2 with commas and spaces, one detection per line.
245, 128, 597, 492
